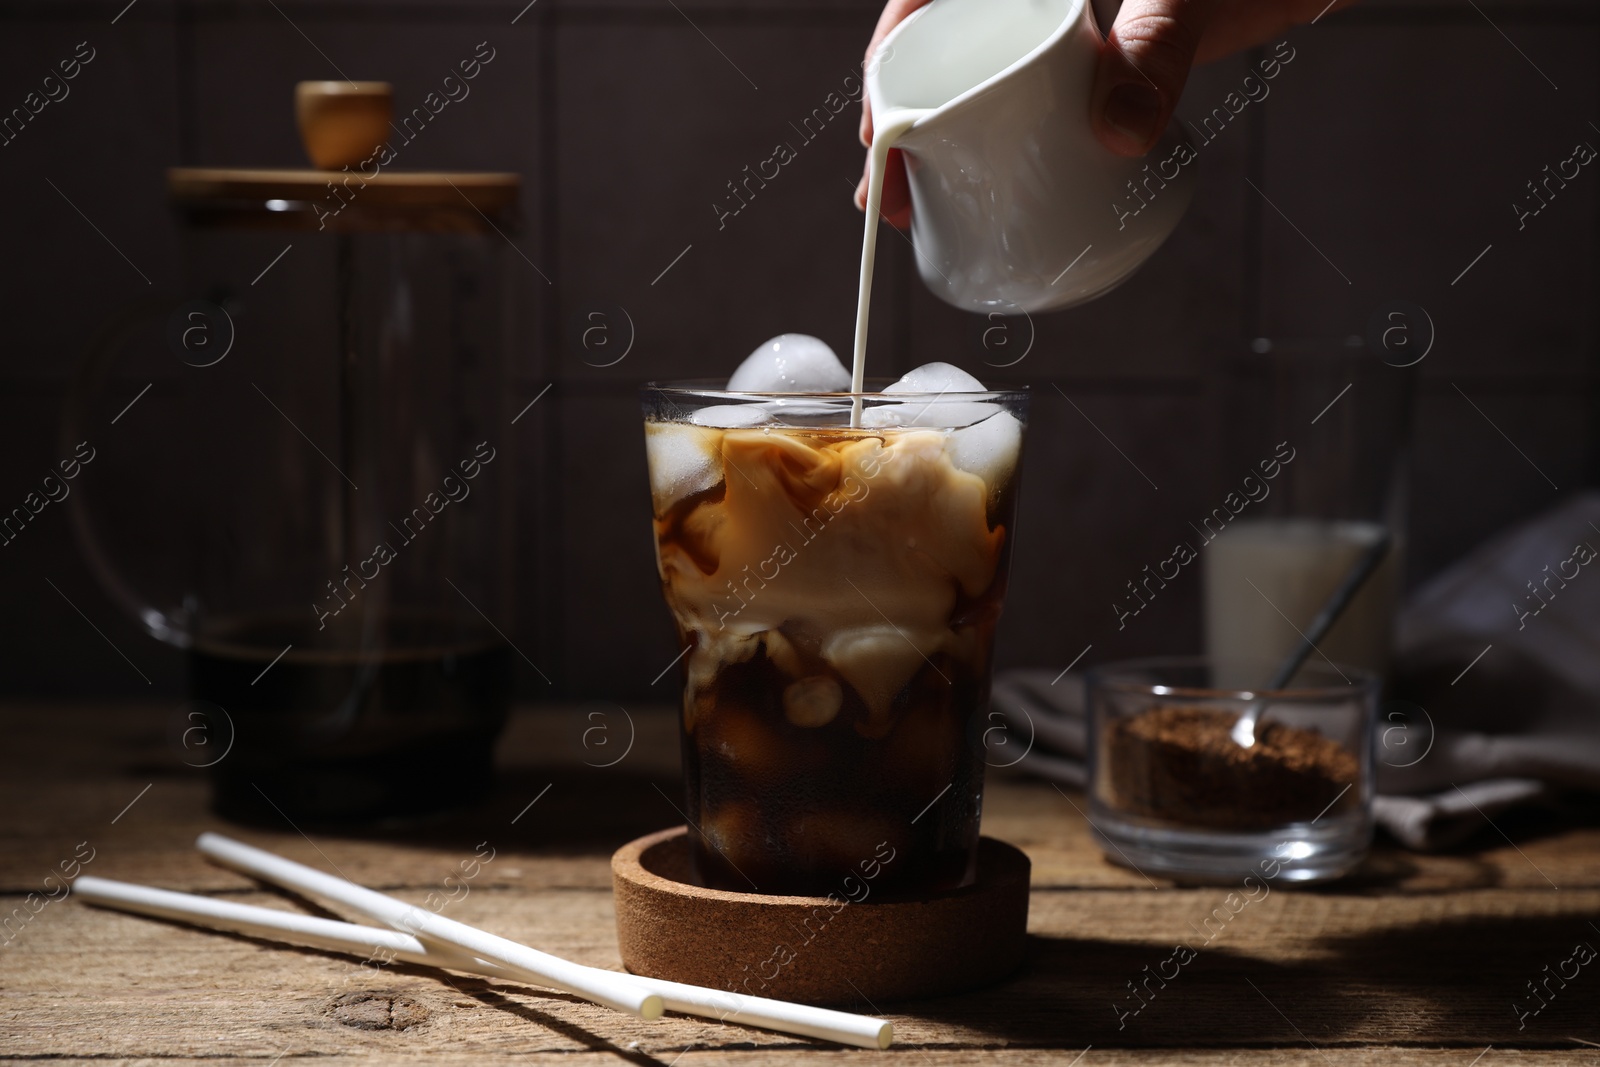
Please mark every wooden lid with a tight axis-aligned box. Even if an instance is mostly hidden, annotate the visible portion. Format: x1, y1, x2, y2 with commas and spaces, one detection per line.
166, 168, 519, 234
612, 826, 1031, 1006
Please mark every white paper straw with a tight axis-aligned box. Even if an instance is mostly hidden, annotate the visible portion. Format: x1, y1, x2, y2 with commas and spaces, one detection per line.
74, 874, 890, 1049
195, 832, 662, 1020
628, 973, 892, 1049
72, 875, 517, 978
193, 833, 891, 1048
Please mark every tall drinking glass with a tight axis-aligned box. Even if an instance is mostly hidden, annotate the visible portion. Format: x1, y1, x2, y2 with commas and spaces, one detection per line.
1204, 339, 1414, 679
642, 384, 1028, 898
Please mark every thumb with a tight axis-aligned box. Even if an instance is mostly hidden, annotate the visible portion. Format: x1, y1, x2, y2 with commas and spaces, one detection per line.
1092, 0, 1213, 157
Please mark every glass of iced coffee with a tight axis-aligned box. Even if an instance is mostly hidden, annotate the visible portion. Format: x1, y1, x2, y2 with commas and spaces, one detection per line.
642, 372, 1027, 898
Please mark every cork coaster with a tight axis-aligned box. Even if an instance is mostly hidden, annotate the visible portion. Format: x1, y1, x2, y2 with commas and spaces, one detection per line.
612, 827, 1030, 1005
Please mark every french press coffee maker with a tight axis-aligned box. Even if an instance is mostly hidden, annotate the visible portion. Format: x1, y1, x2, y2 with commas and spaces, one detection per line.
65, 83, 522, 824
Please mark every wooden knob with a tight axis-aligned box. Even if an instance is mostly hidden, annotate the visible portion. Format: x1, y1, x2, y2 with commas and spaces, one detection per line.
295, 81, 393, 171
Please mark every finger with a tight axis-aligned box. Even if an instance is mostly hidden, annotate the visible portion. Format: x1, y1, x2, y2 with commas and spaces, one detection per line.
879, 149, 912, 229
860, 0, 933, 147
1092, 0, 1214, 157
853, 149, 912, 231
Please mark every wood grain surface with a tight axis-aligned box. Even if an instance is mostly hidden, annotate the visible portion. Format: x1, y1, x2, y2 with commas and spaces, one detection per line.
2, 703, 1598, 1065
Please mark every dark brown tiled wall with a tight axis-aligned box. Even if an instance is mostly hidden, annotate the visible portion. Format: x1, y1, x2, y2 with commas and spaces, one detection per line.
0, 0, 1594, 698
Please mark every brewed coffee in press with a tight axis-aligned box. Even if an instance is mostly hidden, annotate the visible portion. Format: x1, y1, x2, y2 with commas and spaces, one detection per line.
65, 83, 520, 824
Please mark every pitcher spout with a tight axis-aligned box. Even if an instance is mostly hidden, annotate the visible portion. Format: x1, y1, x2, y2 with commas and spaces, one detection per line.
864, 0, 1194, 313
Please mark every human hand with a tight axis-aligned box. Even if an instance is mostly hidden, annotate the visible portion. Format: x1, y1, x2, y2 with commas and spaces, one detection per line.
854, 0, 1359, 228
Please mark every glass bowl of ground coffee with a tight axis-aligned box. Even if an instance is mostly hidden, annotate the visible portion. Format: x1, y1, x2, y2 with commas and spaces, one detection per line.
1087, 657, 1377, 883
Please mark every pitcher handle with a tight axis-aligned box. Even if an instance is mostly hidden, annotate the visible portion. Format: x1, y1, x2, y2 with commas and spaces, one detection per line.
59, 296, 194, 648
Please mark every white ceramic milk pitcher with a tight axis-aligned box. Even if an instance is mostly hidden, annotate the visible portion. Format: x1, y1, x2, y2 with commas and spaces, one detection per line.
867, 0, 1195, 314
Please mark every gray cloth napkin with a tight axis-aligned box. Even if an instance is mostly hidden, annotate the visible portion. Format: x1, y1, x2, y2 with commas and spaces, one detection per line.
993, 492, 1600, 850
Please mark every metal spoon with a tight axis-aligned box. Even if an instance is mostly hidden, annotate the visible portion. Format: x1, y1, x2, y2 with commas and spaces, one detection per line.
1230, 530, 1393, 748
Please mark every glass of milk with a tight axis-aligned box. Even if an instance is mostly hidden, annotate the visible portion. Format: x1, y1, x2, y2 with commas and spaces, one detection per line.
1202, 338, 1414, 682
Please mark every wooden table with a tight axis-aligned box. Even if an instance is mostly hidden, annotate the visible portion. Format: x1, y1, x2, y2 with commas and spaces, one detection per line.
3, 703, 1598, 1065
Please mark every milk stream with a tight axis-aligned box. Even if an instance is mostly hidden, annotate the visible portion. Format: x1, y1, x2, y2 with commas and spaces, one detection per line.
850, 108, 930, 427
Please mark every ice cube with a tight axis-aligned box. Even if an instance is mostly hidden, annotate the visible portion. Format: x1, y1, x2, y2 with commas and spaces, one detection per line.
885, 362, 986, 395
945, 410, 1023, 494
643, 422, 721, 512
763, 397, 848, 426
689, 404, 772, 428
822, 624, 932, 736
864, 362, 995, 428
783, 676, 843, 728
861, 401, 998, 429
727, 334, 850, 392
